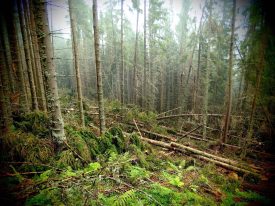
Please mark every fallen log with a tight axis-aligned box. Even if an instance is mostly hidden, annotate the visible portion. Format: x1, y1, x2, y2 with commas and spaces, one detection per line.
140, 136, 261, 177
139, 128, 176, 142
157, 114, 242, 120
170, 142, 261, 172
193, 155, 260, 176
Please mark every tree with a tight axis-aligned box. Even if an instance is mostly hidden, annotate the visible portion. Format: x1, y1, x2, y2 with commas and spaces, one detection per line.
33, 0, 66, 144
13, 0, 29, 112
0, 33, 12, 133
120, 0, 124, 104
143, 0, 147, 108
93, 0, 106, 134
68, 0, 85, 127
220, 0, 236, 144
132, 0, 140, 104
18, 0, 39, 111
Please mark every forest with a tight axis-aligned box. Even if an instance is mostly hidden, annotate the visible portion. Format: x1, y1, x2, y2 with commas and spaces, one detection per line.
0, 0, 274, 205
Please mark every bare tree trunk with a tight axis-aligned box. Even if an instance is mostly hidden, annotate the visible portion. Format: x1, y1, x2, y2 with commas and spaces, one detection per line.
0, 16, 16, 95
93, 0, 106, 134
143, 0, 147, 108
220, 0, 236, 144
202, 0, 213, 139
18, 0, 38, 111
120, 0, 124, 104
33, 0, 65, 144
203, 46, 210, 139
0, 37, 13, 132
29, 0, 47, 111
68, 0, 85, 127
133, 8, 139, 104
13, 0, 29, 112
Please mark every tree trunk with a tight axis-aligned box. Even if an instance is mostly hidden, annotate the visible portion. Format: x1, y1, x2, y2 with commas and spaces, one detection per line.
220, 0, 236, 144
92, 0, 106, 134
133, 8, 139, 104
202, 0, 213, 139
29, 0, 47, 111
13, 0, 29, 112
0, 37, 13, 132
33, 0, 65, 144
18, 0, 38, 111
68, 0, 85, 127
143, 0, 147, 108
0, 15, 16, 95
120, 0, 124, 104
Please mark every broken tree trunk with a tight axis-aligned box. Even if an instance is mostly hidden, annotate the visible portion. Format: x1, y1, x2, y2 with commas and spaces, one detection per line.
157, 113, 242, 120
140, 136, 261, 176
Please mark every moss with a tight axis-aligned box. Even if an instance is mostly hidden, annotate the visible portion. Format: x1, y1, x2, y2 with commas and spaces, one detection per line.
57, 150, 82, 169
104, 127, 126, 154
26, 188, 64, 206
129, 133, 143, 150
0, 131, 54, 163
13, 112, 50, 138
66, 128, 92, 163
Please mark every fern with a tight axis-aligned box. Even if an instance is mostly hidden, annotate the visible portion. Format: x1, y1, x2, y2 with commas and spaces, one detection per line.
114, 189, 136, 206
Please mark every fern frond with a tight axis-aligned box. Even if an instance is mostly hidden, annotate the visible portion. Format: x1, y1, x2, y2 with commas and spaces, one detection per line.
114, 189, 136, 206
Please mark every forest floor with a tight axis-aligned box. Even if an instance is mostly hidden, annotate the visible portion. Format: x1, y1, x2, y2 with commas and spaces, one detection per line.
0, 100, 274, 205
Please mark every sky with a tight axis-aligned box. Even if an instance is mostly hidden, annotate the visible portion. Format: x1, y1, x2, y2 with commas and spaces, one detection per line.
48, 0, 249, 40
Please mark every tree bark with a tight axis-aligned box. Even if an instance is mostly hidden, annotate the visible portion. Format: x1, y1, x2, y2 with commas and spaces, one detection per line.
133, 8, 139, 104
92, 0, 106, 134
29, 0, 47, 111
0, 15, 16, 94
120, 0, 124, 104
220, 0, 236, 143
18, 0, 38, 111
68, 0, 85, 127
143, 0, 147, 108
13, 0, 29, 112
33, 0, 66, 144
0, 37, 13, 132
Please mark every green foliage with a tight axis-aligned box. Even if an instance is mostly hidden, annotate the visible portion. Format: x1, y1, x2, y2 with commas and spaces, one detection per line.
66, 126, 92, 163
105, 127, 127, 153
180, 189, 216, 206
1, 131, 54, 163
38, 169, 53, 182
137, 111, 157, 125
84, 162, 101, 173
221, 189, 270, 206
162, 171, 184, 188
26, 188, 64, 206
151, 124, 168, 135
65, 187, 85, 206
146, 183, 177, 205
114, 190, 137, 206
14, 112, 50, 138
61, 166, 77, 178
126, 165, 150, 183
57, 150, 82, 169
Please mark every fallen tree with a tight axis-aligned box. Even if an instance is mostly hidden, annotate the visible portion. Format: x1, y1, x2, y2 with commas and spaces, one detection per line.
157, 113, 242, 120
140, 136, 262, 177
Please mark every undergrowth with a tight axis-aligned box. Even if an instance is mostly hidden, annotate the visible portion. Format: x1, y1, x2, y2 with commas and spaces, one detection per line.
0, 109, 270, 206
